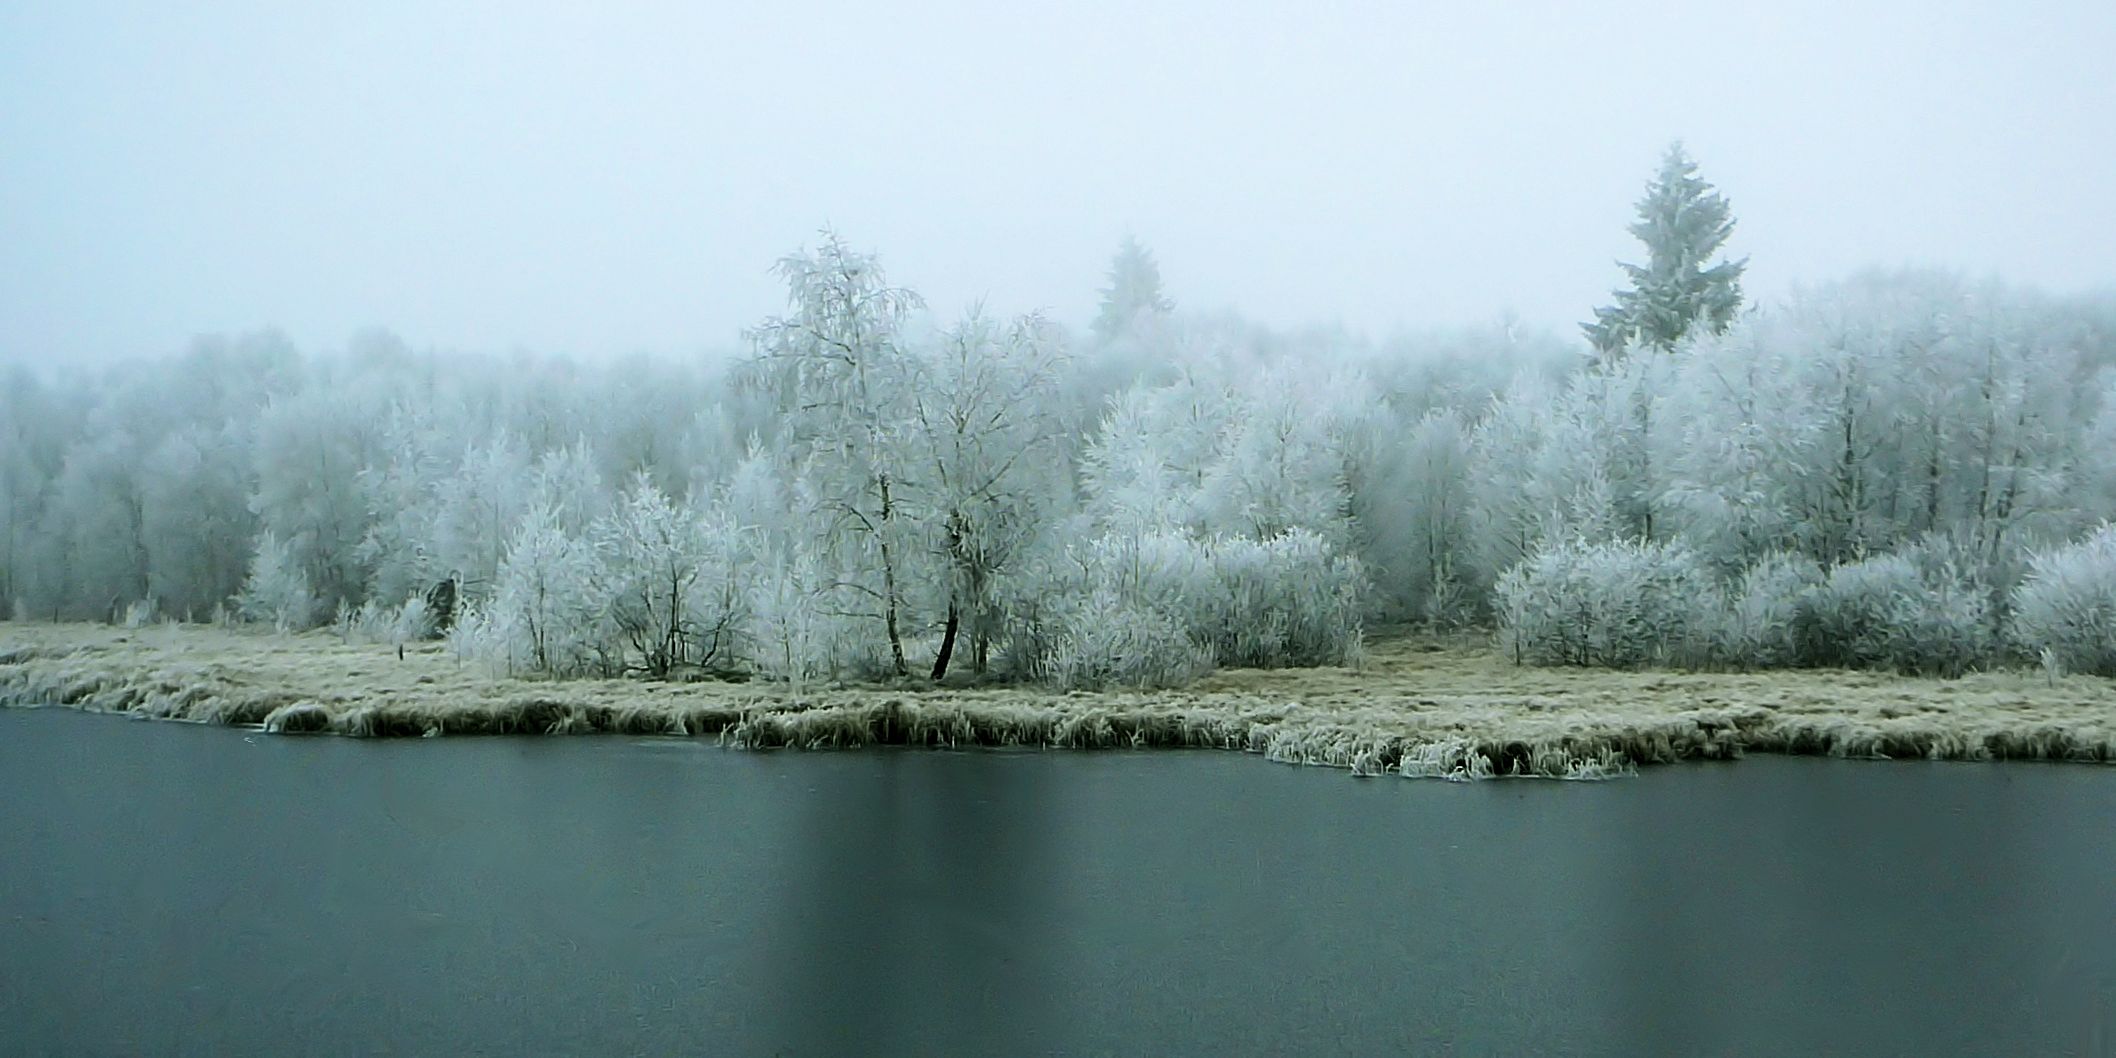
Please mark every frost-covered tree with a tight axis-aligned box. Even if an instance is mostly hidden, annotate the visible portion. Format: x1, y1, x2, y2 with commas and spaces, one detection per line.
1391, 410, 1476, 625
356, 410, 450, 608
526, 439, 610, 537
1585, 142, 1746, 357
1082, 361, 1370, 547
1196, 365, 1371, 545
427, 430, 532, 600
1653, 315, 1816, 569
237, 529, 318, 632
1090, 237, 1174, 345
2010, 524, 2116, 676
0, 367, 63, 614
1466, 370, 1627, 586
486, 506, 609, 676
2083, 375, 2116, 520
1081, 369, 1234, 534
140, 425, 253, 618
911, 309, 1068, 677
749, 232, 926, 677
596, 477, 747, 679
41, 432, 151, 622
250, 385, 384, 613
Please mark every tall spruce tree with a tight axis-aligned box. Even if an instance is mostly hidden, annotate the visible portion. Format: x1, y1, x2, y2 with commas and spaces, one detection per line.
1585, 142, 1747, 357
1090, 237, 1174, 344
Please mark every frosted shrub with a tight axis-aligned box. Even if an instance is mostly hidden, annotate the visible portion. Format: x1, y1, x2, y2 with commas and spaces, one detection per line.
392, 594, 436, 644
1716, 552, 1824, 667
1420, 560, 1471, 632
489, 511, 613, 677
1089, 529, 1213, 620
236, 530, 318, 632
594, 483, 749, 679
1195, 538, 1295, 667
1041, 587, 1215, 690
747, 547, 836, 686
1038, 527, 1367, 683
1496, 538, 1719, 668
985, 551, 1078, 682
1791, 553, 1919, 670
339, 599, 393, 643
2010, 525, 2116, 676
1882, 549, 1992, 678
1193, 530, 1365, 668
447, 602, 499, 668
1793, 548, 1994, 676
122, 598, 157, 629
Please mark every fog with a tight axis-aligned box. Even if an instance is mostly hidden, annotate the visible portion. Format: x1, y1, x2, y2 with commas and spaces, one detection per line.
4, 0, 2113, 364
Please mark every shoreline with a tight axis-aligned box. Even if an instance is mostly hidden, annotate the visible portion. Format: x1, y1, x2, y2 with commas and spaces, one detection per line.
3, 621, 2112, 779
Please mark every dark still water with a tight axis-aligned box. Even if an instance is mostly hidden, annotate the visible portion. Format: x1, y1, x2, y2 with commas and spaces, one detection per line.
2, 710, 2111, 1057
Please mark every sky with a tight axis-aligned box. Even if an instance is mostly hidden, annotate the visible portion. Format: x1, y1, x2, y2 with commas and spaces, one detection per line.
3, 0, 2113, 365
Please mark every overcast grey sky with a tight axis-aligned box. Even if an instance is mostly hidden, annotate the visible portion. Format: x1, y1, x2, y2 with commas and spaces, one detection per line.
3, 0, 2112, 364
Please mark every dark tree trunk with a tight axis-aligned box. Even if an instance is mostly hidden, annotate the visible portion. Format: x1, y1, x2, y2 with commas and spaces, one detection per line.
930, 597, 960, 681
876, 474, 909, 677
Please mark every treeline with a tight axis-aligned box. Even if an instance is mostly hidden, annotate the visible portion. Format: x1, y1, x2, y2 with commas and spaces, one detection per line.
5, 257, 2114, 681
9, 142, 2116, 684
1, 233, 1568, 685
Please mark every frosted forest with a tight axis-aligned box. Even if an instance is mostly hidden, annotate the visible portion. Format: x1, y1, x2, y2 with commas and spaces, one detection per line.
5, 148, 2115, 688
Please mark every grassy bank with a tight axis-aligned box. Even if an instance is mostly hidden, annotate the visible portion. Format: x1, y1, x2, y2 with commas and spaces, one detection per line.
3, 621, 2112, 779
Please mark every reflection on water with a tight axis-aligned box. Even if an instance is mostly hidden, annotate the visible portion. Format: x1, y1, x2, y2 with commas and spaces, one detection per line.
1, 709, 2111, 1056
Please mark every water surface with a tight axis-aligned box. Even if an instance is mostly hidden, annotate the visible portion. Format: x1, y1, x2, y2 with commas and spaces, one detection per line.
2, 709, 2110, 1056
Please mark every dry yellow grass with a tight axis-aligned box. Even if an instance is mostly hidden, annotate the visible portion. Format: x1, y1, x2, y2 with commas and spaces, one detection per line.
3, 621, 2112, 779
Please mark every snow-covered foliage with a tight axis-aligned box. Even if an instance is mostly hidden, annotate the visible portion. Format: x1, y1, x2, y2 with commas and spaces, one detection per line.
2009, 525, 2116, 677
236, 529, 317, 632
1498, 536, 2006, 677
595, 479, 749, 679
744, 544, 840, 687
748, 233, 927, 678
1027, 528, 1365, 688
1081, 361, 1375, 548
484, 508, 610, 676
1716, 551, 1824, 668
1495, 538, 1719, 668
5, 222, 2115, 688
1584, 141, 1746, 356
1794, 545, 1995, 678
1040, 586, 1216, 691
1090, 236, 1175, 345
1186, 531, 1366, 669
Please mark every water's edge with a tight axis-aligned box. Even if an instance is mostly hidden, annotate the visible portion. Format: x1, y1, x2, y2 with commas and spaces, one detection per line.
6, 624, 2112, 781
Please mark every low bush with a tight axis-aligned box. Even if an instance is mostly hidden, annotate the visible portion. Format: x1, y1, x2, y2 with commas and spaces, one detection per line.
1191, 530, 1365, 669
1715, 551, 1824, 667
1026, 527, 1366, 688
1041, 587, 1216, 690
1792, 543, 1995, 677
1495, 538, 1720, 668
2010, 524, 2116, 677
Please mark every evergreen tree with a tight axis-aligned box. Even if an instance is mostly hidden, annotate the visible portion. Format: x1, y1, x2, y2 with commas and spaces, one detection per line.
1585, 142, 1747, 356
1090, 237, 1174, 344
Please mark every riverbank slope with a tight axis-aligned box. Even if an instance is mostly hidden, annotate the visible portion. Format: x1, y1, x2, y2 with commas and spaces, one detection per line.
3, 622, 2110, 778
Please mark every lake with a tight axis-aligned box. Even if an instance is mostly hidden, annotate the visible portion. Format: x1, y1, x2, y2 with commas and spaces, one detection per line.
2, 708, 2110, 1056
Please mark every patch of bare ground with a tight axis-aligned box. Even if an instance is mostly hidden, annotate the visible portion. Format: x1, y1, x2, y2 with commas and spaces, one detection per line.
2, 622, 2111, 780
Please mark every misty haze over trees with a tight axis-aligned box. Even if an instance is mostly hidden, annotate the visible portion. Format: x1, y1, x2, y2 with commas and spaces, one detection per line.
5, 149, 2116, 684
